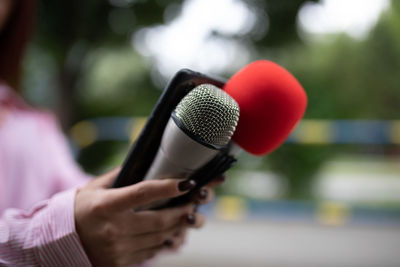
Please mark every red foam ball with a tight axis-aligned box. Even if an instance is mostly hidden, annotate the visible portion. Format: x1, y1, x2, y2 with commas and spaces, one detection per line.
224, 60, 307, 155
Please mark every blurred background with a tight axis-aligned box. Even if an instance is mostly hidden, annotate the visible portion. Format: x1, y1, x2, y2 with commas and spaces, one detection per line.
22, 0, 400, 266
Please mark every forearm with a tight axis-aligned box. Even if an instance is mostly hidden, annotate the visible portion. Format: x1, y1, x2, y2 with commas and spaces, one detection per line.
0, 188, 91, 266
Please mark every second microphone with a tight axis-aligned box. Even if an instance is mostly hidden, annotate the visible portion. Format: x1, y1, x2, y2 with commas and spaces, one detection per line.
144, 83, 240, 182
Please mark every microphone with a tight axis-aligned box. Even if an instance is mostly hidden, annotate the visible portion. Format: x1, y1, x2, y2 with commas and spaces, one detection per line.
143, 83, 240, 181
162, 60, 307, 208
224, 60, 307, 156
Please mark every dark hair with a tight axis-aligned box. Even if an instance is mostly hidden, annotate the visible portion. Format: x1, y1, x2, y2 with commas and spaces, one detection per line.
0, 0, 36, 90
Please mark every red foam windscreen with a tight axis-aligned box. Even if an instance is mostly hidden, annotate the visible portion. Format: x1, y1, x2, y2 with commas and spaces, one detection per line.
224, 60, 307, 155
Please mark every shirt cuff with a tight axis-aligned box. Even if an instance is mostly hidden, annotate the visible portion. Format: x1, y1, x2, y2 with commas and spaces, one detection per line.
33, 188, 92, 267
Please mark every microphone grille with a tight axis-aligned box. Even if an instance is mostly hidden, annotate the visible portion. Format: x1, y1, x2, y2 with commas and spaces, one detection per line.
174, 84, 240, 146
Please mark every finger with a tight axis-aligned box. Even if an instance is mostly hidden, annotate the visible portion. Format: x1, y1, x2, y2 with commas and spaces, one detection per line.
169, 228, 188, 251
185, 213, 205, 229
91, 167, 121, 188
173, 226, 186, 237
105, 178, 196, 211
127, 224, 183, 252
193, 187, 214, 205
127, 203, 195, 234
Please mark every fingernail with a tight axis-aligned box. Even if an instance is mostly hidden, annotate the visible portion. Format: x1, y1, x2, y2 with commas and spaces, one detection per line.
198, 188, 208, 200
164, 239, 173, 247
178, 180, 196, 192
186, 213, 196, 225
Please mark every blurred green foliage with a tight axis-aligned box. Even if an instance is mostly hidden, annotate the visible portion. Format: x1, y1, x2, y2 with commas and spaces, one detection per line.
270, 1, 400, 198
22, 0, 400, 199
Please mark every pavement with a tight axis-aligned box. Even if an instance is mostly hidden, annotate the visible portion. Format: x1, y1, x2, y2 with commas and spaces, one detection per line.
153, 219, 400, 267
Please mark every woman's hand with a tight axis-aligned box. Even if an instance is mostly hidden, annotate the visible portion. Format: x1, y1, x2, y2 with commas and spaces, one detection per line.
74, 168, 203, 267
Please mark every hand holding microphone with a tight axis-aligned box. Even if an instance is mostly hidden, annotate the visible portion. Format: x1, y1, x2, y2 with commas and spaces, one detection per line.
86, 60, 307, 265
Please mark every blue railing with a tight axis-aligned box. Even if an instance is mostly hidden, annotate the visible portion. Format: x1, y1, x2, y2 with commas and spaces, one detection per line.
69, 117, 400, 148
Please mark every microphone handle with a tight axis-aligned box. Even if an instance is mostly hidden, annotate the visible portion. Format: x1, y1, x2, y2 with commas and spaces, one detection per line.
144, 117, 219, 180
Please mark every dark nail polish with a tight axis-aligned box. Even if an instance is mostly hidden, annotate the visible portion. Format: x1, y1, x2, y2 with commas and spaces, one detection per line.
186, 213, 196, 225
178, 180, 196, 192
164, 239, 173, 247
198, 188, 208, 200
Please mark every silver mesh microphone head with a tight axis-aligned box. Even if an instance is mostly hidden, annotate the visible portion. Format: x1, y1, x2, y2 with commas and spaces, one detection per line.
174, 83, 240, 146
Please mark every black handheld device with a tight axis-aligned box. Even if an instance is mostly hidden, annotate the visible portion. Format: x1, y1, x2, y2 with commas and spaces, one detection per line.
112, 69, 227, 189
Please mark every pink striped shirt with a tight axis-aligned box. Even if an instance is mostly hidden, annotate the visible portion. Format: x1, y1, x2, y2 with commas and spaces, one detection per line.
0, 84, 92, 266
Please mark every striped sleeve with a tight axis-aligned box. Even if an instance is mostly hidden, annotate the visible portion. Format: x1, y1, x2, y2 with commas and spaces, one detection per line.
0, 188, 92, 266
